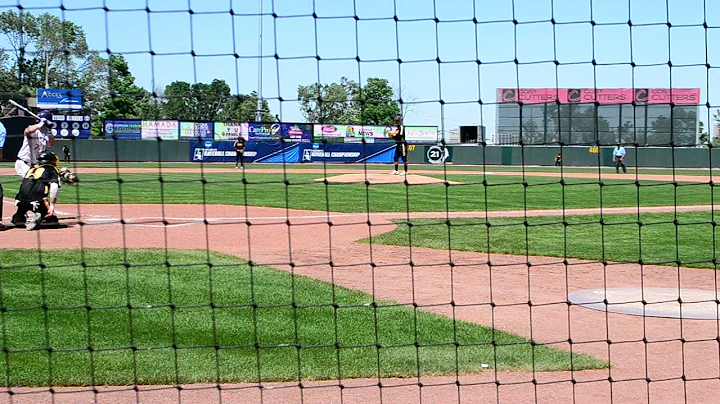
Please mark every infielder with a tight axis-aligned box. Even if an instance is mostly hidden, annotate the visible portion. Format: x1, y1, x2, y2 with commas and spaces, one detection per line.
15, 110, 55, 178
234, 136, 245, 170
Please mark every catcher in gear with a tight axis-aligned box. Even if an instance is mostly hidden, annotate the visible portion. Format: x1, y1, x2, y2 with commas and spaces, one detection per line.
11, 151, 62, 230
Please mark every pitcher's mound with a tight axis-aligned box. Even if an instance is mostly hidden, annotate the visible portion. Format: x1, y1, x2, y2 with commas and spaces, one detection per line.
315, 173, 462, 185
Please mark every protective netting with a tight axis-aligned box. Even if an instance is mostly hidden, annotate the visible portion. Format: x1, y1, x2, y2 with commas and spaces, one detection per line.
0, 0, 718, 403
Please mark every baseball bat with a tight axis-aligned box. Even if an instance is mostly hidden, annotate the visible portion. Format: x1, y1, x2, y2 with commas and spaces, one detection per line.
7, 99, 41, 120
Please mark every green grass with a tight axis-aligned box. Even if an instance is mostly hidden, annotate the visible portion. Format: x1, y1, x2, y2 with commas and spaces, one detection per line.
36, 162, 720, 176
0, 249, 605, 386
1, 161, 715, 175
0, 173, 713, 213
368, 211, 720, 269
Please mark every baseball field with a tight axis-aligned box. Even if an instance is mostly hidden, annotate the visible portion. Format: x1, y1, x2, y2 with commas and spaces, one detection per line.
0, 161, 719, 404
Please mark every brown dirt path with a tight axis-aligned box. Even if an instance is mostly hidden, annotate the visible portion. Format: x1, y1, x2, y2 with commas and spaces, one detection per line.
0, 167, 714, 184
1, 202, 720, 403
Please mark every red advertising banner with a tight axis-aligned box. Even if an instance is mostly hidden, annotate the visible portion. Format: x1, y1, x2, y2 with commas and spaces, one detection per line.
497, 88, 700, 105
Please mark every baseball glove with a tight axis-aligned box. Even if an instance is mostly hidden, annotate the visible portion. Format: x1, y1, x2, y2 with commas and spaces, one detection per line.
59, 167, 78, 184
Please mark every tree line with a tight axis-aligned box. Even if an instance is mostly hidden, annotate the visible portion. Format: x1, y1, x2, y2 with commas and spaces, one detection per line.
0, 10, 406, 138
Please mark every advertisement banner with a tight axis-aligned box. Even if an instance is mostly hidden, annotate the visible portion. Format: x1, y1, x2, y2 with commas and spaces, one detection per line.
498, 88, 701, 105
51, 114, 91, 139
313, 124, 396, 143
190, 141, 297, 163
300, 143, 396, 163
190, 142, 397, 164
214, 122, 244, 140
180, 121, 214, 140
37, 88, 83, 110
104, 120, 142, 140
345, 125, 395, 141
243, 122, 282, 142
313, 124, 345, 142
141, 120, 179, 140
282, 123, 313, 142
312, 124, 435, 144
404, 126, 438, 144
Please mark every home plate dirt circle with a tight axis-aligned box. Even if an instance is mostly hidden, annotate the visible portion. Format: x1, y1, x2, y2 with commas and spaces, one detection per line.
314, 173, 462, 184
569, 287, 720, 319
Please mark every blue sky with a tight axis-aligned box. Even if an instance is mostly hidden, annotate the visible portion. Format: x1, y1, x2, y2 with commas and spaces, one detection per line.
0, 0, 718, 136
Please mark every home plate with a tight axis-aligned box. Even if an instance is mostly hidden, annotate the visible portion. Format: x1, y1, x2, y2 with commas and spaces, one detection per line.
569, 287, 720, 320
314, 173, 462, 185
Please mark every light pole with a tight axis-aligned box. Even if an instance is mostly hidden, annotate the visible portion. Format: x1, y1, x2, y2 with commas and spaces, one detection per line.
255, 0, 264, 122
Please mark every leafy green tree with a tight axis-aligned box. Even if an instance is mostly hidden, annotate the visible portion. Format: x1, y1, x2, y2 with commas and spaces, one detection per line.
0, 10, 37, 86
164, 80, 273, 122
102, 54, 148, 119
34, 14, 88, 88
358, 77, 400, 125
221, 91, 273, 122
0, 10, 89, 90
135, 91, 166, 121
297, 76, 360, 124
163, 81, 194, 120
194, 79, 231, 120
298, 76, 403, 125
0, 50, 19, 93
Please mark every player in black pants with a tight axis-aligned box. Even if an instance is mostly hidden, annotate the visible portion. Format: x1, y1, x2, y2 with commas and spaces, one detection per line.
391, 118, 408, 175
0, 183, 5, 231
234, 136, 245, 170
62, 145, 71, 164
12, 151, 61, 231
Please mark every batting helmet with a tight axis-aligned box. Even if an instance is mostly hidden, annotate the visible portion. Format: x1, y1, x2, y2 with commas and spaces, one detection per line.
37, 110, 53, 123
37, 151, 59, 166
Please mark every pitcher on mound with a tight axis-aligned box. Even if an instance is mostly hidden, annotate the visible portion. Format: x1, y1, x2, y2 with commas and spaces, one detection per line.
390, 117, 408, 176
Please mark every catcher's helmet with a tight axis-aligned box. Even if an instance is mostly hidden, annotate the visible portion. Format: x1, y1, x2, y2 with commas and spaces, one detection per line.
37, 110, 53, 123
37, 151, 59, 166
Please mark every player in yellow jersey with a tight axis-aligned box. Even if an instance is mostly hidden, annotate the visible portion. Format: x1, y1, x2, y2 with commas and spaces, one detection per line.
11, 151, 62, 230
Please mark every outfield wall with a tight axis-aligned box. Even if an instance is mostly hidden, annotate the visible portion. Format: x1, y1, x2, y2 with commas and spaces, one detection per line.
5, 137, 720, 168
410, 145, 720, 168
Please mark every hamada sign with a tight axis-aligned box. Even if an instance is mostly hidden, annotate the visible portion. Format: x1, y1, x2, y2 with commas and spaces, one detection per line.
498, 88, 700, 105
